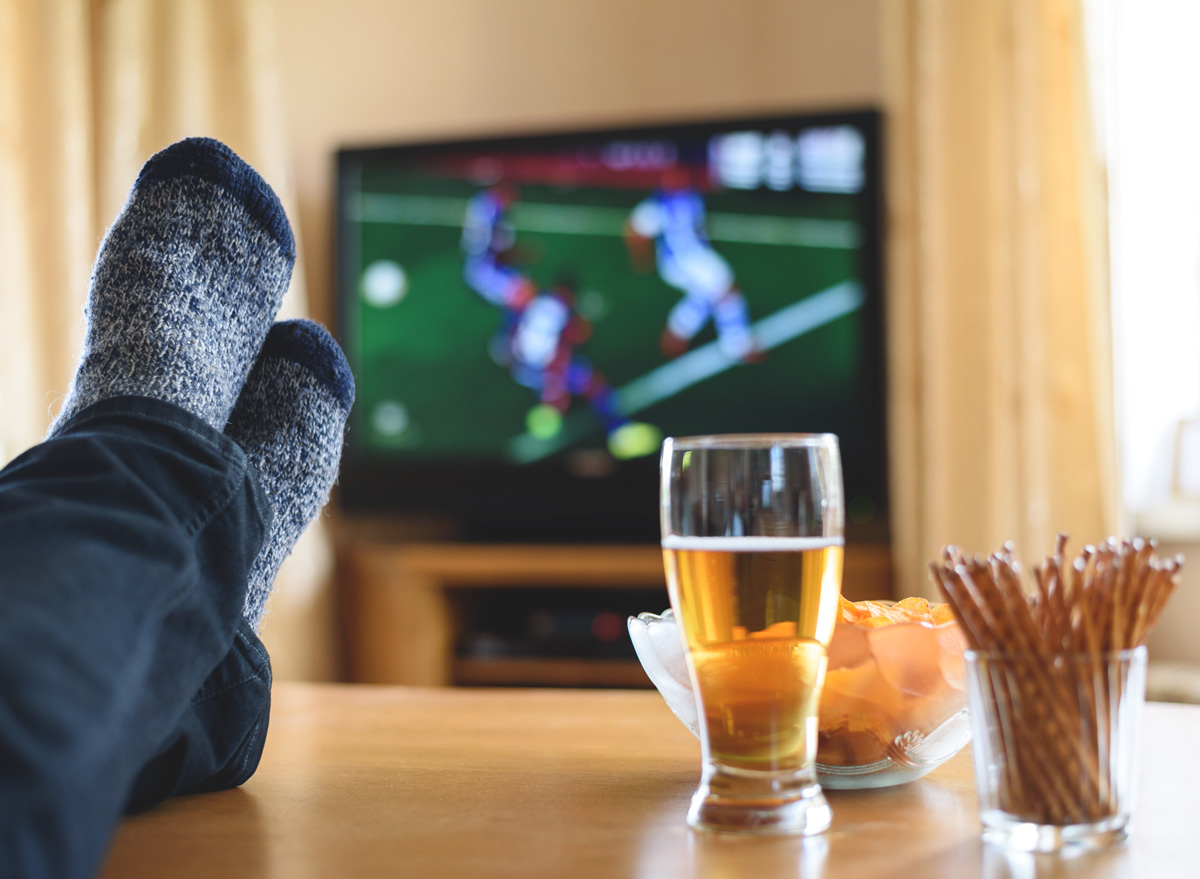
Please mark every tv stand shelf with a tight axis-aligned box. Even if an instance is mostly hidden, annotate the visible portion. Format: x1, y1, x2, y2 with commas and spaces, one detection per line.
338, 541, 892, 687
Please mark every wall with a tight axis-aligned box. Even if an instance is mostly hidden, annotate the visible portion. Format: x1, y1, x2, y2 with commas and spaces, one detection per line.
264, 0, 882, 679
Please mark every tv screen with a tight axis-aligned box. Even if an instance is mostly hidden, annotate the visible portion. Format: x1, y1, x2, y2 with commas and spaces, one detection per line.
335, 110, 887, 544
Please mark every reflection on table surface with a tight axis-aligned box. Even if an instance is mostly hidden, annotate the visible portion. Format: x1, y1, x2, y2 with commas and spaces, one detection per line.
101, 685, 1200, 879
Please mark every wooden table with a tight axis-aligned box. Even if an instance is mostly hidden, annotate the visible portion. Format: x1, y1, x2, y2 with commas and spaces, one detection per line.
101, 684, 1199, 878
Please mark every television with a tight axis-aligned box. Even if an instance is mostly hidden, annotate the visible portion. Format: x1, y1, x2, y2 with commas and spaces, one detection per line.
335, 109, 887, 545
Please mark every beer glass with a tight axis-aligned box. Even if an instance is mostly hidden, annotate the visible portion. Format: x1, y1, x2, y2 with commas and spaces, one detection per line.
661, 434, 844, 835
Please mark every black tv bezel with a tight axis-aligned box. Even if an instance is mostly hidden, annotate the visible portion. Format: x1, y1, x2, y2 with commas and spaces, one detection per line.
334, 108, 888, 545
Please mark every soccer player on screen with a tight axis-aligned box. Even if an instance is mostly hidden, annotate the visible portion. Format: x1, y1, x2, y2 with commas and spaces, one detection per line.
501, 282, 659, 461
461, 182, 535, 311
460, 189, 658, 459
461, 182, 540, 371
624, 165, 758, 361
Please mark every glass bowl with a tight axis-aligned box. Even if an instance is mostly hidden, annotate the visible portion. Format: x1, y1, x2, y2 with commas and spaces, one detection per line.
628, 608, 970, 789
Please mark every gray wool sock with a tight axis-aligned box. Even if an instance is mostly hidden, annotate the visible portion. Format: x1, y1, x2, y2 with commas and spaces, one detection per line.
49, 137, 295, 435
226, 319, 355, 631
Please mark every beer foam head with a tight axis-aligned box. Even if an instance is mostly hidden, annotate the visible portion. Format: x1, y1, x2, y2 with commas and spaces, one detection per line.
661, 535, 844, 551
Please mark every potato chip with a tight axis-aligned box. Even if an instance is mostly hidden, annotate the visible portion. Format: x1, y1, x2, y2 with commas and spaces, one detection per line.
859, 615, 896, 628
931, 603, 957, 625
895, 596, 931, 619
839, 596, 956, 628
838, 595, 868, 623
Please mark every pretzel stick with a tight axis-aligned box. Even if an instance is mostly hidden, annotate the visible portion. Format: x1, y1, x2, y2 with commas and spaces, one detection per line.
1126, 562, 1155, 648
1047, 538, 1096, 791
1126, 540, 1156, 637
1113, 541, 1139, 649
1144, 557, 1182, 636
1032, 564, 1057, 649
1047, 534, 1072, 652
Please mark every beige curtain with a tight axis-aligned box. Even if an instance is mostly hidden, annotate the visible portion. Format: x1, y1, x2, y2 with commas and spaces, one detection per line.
883, 0, 1118, 599
0, 0, 333, 678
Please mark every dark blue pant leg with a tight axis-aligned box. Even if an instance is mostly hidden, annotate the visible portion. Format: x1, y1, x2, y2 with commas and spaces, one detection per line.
0, 397, 269, 879
125, 619, 273, 812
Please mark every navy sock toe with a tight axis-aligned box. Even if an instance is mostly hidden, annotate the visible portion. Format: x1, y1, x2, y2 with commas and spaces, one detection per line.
135, 138, 294, 259
225, 320, 355, 631
255, 320, 356, 413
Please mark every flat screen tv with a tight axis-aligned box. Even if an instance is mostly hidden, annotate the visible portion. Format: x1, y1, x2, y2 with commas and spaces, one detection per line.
335, 109, 887, 544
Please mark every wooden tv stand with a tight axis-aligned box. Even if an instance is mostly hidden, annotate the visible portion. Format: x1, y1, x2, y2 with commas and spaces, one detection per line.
338, 541, 893, 687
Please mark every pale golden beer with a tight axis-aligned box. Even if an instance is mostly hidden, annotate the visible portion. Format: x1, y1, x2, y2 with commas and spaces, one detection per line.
661, 434, 843, 834
663, 537, 843, 772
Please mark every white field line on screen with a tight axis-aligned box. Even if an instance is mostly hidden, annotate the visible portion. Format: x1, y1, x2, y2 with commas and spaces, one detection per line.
507, 280, 865, 463
613, 280, 865, 415
661, 536, 845, 551
349, 193, 861, 249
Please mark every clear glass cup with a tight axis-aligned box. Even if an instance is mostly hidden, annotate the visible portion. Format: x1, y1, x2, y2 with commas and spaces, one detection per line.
660, 434, 844, 835
964, 646, 1148, 853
